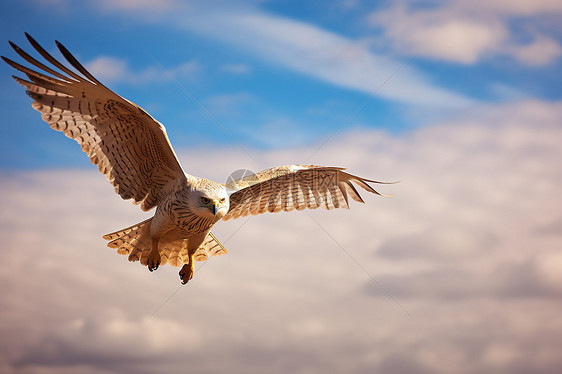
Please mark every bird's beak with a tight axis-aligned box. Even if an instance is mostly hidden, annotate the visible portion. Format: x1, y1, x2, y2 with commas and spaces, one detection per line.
212, 200, 220, 215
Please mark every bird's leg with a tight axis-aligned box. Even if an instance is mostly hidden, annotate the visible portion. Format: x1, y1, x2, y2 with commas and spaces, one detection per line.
147, 208, 173, 272
147, 236, 161, 272
179, 232, 207, 284
179, 255, 194, 285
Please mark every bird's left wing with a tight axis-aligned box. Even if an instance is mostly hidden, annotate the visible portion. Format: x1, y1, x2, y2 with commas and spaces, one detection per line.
2, 34, 186, 211
223, 165, 390, 221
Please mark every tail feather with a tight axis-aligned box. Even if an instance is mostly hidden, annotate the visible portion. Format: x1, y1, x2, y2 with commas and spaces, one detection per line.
103, 219, 228, 268
193, 232, 228, 262
103, 218, 152, 257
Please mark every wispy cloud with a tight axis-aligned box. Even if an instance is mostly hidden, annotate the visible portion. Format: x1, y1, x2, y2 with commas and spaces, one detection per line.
85, 56, 201, 85
241, 117, 311, 148
204, 92, 256, 117
220, 63, 251, 74
505, 34, 562, 66
80, 0, 473, 108
96, 0, 179, 12
205, 92, 254, 108
174, 8, 473, 108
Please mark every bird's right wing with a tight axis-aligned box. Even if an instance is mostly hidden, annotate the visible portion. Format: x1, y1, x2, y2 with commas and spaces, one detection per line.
223, 165, 391, 220
2, 33, 186, 211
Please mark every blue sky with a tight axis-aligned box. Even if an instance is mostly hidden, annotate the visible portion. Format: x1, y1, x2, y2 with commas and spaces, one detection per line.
1, 0, 560, 169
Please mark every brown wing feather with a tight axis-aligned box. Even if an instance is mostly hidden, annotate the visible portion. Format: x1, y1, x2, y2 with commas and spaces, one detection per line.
223, 165, 390, 221
2, 34, 185, 211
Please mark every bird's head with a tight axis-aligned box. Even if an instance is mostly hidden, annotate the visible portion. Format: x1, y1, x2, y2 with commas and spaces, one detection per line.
191, 183, 229, 220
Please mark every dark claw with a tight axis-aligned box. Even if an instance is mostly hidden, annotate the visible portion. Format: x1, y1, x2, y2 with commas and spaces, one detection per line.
179, 263, 193, 285
179, 270, 190, 285
149, 264, 159, 272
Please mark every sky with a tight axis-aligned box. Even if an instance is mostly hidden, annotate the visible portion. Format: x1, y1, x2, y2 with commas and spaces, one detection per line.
0, 1, 561, 373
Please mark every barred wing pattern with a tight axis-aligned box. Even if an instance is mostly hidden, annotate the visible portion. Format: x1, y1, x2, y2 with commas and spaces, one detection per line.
2, 33, 185, 211
223, 165, 388, 220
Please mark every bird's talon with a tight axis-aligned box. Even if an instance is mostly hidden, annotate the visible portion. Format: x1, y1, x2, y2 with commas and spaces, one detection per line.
147, 249, 161, 273
179, 264, 193, 284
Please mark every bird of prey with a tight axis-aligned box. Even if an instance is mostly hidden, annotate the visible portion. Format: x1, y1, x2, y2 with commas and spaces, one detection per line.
3, 34, 390, 284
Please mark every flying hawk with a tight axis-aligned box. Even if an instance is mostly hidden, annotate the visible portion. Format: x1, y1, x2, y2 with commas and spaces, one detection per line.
2, 34, 390, 284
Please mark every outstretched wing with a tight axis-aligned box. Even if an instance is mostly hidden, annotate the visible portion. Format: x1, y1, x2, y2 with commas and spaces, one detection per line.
223, 165, 390, 221
2, 33, 185, 211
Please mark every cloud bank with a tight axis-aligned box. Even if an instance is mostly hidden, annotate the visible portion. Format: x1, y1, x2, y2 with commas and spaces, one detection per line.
370, 0, 562, 66
1, 100, 561, 373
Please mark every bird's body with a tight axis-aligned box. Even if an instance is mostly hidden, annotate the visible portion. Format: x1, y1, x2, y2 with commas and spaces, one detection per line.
103, 173, 230, 282
3, 34, 390, 284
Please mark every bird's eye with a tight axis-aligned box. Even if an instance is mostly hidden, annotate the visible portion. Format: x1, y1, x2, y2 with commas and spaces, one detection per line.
220, 197, 226, 202
201, 197, 211, 204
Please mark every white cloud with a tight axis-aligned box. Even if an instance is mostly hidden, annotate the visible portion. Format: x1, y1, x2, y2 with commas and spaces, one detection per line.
241, 117, 311, 148
85, 56, 200, 85
458, 0, 562, 16
220, 63, 251, 74
71, 0, 475, 108
370, 6, 508, 64
85, 56, 135, 82
408, 21, 503, 63
506, 34, 562, 66
33, 0, 67, 5
203, 92, 256, 118
96, 0, 179, 12
169, 59, 201, 77
205, 92, 254, 109
147, 4, 472, 108
1, 99, 562, 373
489, 83, 528, 100
369, 1, 562, 66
